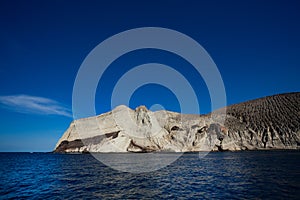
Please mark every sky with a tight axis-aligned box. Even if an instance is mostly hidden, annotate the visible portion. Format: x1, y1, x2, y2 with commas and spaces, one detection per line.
0, 0, 299, 152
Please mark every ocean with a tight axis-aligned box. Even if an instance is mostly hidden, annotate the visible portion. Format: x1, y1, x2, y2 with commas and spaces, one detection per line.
0, 151, 299, 199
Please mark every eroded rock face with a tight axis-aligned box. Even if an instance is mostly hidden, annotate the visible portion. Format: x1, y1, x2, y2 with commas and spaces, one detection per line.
54, 93, 300, 153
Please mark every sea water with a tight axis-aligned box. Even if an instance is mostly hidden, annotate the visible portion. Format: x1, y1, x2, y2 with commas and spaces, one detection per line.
0, 151, 299, 199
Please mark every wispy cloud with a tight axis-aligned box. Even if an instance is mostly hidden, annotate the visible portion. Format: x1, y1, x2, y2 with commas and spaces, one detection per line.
0, 94, 72, 117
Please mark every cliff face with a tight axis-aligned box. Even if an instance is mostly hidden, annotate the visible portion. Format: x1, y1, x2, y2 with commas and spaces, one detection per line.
54, 93, 300, 153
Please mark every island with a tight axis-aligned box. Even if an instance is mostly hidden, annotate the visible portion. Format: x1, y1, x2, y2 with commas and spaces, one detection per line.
54, 92, 300, 153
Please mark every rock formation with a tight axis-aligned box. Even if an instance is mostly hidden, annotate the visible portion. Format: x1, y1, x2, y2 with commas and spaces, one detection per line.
54, 92, 300, 153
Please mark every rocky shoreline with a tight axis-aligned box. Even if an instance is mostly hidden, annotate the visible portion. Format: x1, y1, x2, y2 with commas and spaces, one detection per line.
54, 92, 300, 153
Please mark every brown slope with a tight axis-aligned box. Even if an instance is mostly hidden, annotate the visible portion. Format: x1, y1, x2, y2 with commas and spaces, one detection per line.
216, 92, 300, 149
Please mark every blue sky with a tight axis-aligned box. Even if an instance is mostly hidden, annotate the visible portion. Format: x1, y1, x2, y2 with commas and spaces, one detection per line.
0, 0, 299, 152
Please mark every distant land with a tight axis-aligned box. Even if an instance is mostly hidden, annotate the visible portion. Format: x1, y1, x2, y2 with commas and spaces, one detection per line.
54, 92, 300, 153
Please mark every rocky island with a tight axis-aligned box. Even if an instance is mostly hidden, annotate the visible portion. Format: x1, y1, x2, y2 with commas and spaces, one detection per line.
54, 92, 300, 153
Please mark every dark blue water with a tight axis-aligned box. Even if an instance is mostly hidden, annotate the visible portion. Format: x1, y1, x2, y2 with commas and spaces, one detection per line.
0, 151, 299, 199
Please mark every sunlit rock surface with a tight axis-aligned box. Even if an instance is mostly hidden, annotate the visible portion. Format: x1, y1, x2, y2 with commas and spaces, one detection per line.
54, 93, 300, 153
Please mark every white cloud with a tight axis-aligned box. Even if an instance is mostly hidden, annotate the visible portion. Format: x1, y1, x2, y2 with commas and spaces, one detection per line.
0, 94, 72, 117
